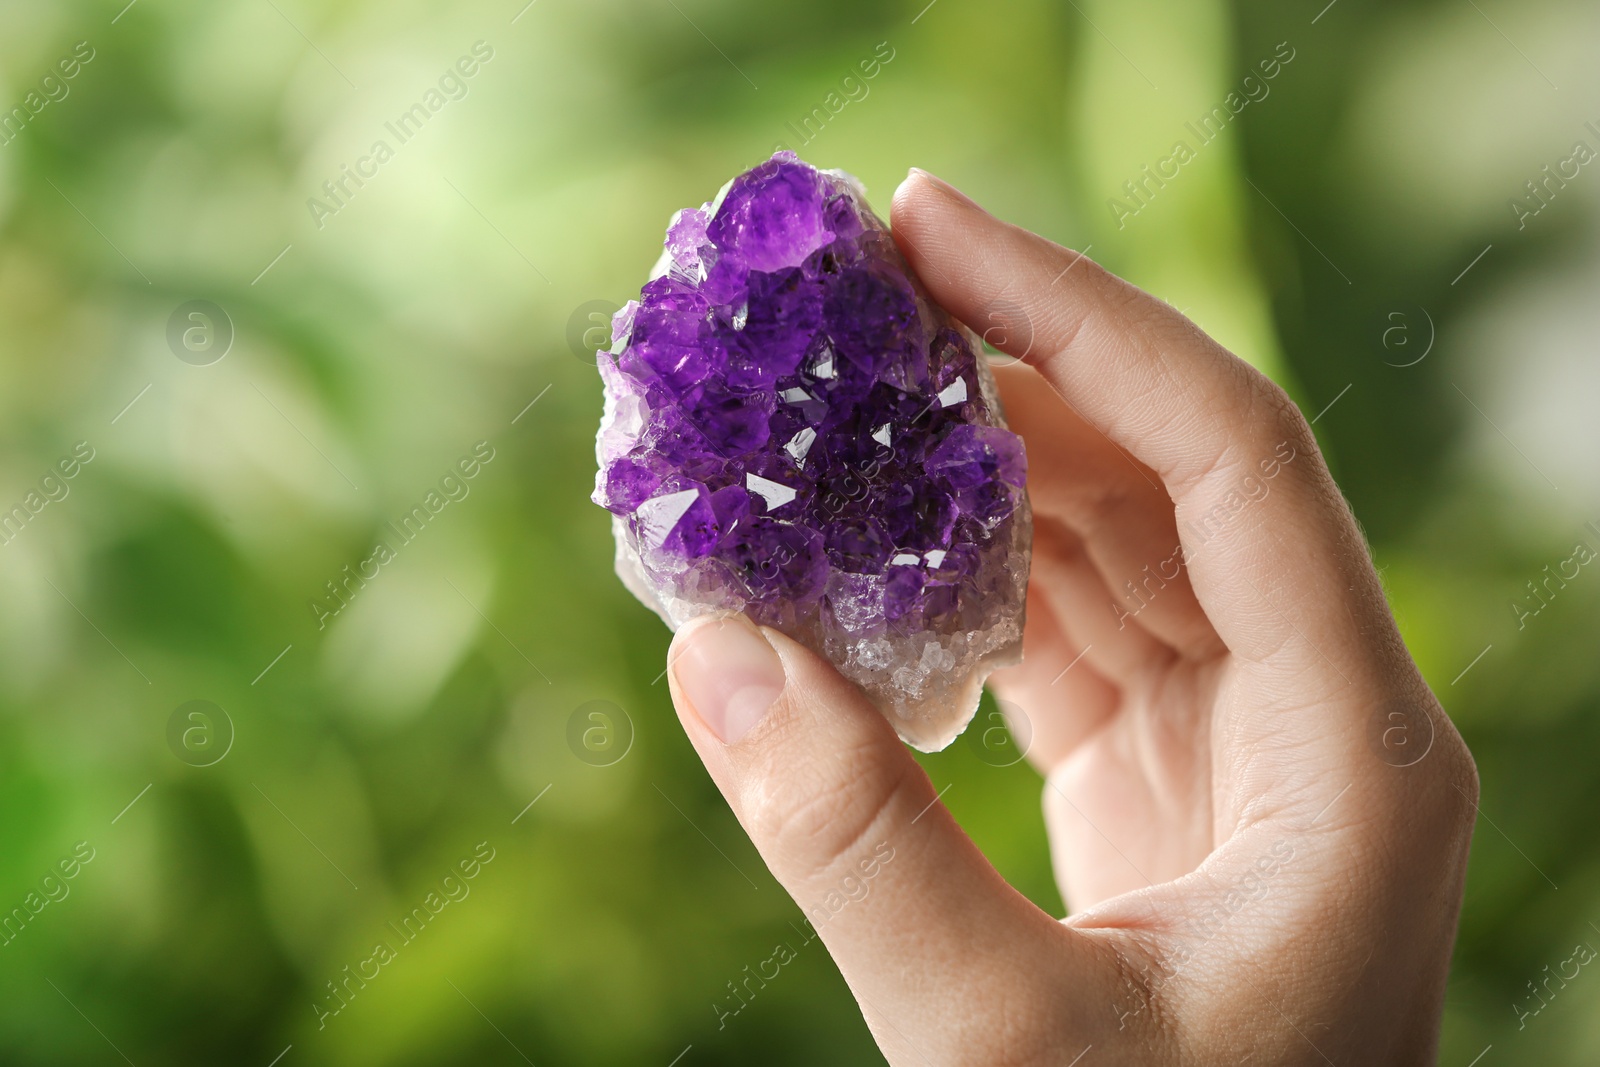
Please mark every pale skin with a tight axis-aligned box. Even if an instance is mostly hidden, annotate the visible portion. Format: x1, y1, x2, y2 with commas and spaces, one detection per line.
666, 169, 1478, 1065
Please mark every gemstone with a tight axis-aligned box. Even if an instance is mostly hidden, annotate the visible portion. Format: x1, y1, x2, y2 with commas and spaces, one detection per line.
593, 151, 1031, 751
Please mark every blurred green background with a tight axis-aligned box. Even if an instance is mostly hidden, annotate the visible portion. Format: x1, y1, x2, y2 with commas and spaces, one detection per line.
1, 0, 1597, 1062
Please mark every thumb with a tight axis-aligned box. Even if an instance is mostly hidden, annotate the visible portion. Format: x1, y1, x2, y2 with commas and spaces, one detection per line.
666, 613, 1115, 1059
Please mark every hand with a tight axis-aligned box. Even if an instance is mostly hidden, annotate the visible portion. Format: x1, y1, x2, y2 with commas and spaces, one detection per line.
664, 169, 1477, 1065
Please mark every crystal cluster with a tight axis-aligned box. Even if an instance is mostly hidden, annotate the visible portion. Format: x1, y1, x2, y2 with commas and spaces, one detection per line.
592, 152, 1030, 751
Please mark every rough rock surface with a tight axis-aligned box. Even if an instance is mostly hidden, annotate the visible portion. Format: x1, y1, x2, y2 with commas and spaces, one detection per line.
592, 152, 1031, 751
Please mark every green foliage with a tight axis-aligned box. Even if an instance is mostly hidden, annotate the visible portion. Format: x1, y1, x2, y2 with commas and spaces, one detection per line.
0, 0, 1594, 1061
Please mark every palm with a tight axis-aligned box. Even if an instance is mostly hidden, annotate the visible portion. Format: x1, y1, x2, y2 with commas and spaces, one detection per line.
673, 177, 1479, 1062
994, 619, 1227, 910
988, 364, 1237, 912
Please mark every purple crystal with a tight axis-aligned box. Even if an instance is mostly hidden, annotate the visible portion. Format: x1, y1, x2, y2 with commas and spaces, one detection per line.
594, 152, 1032, 750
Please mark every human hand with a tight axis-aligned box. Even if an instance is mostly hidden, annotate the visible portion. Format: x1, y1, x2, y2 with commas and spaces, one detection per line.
664, 168, 1478, 1065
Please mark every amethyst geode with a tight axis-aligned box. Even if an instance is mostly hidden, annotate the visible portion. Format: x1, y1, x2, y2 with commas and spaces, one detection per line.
592, 152, 1030, 750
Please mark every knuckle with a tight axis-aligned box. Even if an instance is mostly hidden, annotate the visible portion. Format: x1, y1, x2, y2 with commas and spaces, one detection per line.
1090, 263, 1151, 320
1434, 722, 1480, 829
1247, 371, 1314, 447
1456, 743, 1480, 809
747, 741, 914, 874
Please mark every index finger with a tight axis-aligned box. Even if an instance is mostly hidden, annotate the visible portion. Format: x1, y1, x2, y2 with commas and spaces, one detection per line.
890, 169, 1398, 679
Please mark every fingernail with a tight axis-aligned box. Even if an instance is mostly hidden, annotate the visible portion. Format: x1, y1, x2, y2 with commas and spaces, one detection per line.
672, 615, 786, 744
